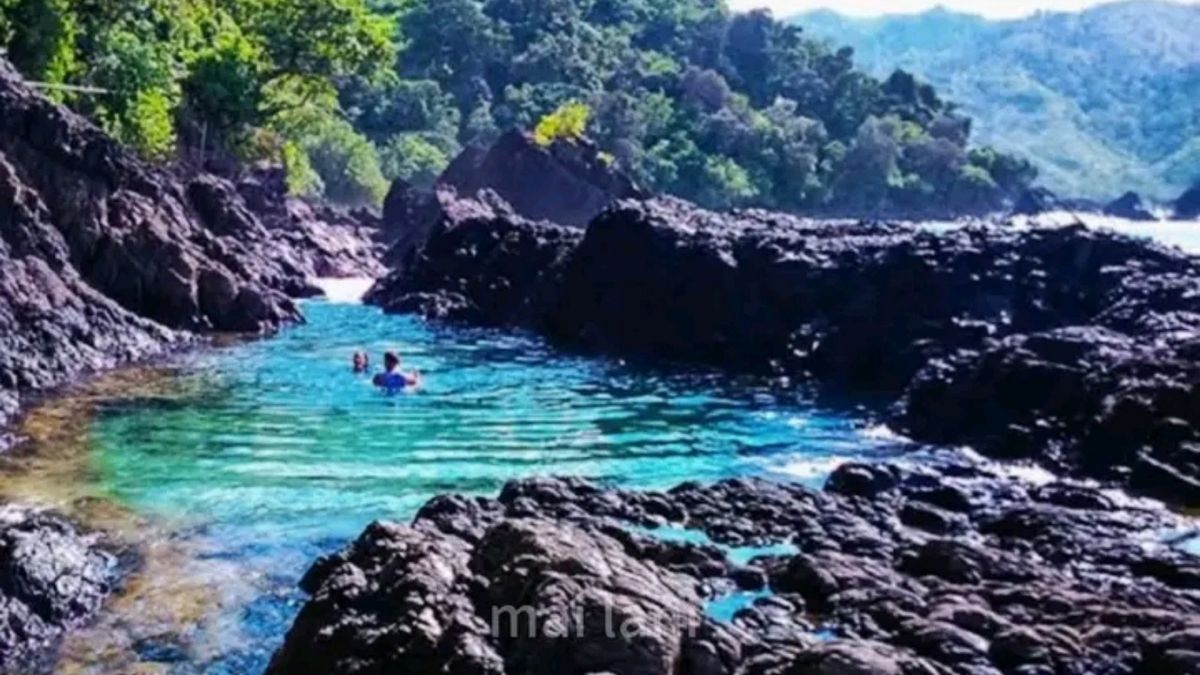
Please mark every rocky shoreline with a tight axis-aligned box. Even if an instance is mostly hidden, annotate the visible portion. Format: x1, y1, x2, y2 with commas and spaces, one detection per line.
0, 55, 385, 446
369, 190, 1200, 506
0, 58, 385, 668
269, 460, 1200, 674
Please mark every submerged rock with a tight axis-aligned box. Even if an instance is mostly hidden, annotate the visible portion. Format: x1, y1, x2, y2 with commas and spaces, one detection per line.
272, 465, 1200, 675
0, 505, 116, 671
1103, 191, 1157, 221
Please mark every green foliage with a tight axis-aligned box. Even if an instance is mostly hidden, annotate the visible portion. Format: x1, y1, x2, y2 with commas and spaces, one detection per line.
380, 134, 452, 187
0, 0, 1034, 213
376, 0, 1030, 213
109, 88, 178, 161
796, 3, 1200, 200
0, 0, 395, 206
274, 103, 389, 206
282, 139, 323, 197
533, 101, 590, 147
2, 0, 79, 95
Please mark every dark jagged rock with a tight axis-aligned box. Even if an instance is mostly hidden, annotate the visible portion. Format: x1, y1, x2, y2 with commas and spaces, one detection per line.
1104, 191, 1157, 221
378, 132, 641, 272
1, 55, 385, 660
231, 164, 386, 279
0, 60, 301, 333
440, 131, 643, 228
365, 192, 582, 325
1, 56, 385, 444
1010, 187, 1058, 216
272, 464, 1200, 675
371, 191, 1200, 502
0, 505, 117, 671
379, 178, 445, 270
1177, 182, 1200, 220
895, 326, 1200, 505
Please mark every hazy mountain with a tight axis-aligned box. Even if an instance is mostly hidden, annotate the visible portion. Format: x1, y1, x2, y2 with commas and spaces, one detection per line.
793, 1, 1200, 201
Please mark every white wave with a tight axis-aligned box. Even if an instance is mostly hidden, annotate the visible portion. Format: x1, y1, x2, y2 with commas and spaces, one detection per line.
773, 456, 852, 480
311, 277, 375, 304
859, 424, 910, 443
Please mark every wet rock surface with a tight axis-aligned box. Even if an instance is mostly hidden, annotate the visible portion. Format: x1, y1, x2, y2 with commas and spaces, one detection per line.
271, 462, 1200, 675
0, 505, 117, 671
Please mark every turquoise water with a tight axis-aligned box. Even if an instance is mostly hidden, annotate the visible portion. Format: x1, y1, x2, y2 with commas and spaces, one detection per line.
82, 299, 905, 672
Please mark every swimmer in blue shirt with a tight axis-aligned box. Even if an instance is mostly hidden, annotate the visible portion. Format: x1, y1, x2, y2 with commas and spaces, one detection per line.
373, 351, 421, 393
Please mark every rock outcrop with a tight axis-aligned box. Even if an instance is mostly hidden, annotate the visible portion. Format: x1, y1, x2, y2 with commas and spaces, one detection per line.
0, 56, 384, 443
0, 505, 117, 671
440, 131, 642, 228
365, 192, 582, 324
379, 131, 641, 271
1103, 191, 1157, 221
1010, 187, 1058, 216
1177, 182, 1200, 220
271, 464, 1200, 675
1, 56, 386, 663
370, 193, 1200, 503
231, 164, 386, 279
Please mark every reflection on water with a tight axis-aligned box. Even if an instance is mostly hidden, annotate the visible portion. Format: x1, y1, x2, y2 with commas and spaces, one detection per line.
5, 301, 904, 673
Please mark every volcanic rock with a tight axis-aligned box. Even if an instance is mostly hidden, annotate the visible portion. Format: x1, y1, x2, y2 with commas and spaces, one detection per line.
1103, 191, 1157, 221
370, 191, 1200, 503
0, 505, 116, 671
378, 131, 641, 273
271, 462, 1200, 675
1177, 182, 1200, 220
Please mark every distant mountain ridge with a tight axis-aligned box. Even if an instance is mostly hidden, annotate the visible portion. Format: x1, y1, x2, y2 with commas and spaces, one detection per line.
793, 1, 1200, 201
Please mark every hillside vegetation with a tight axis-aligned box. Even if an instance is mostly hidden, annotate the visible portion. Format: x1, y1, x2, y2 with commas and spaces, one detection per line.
795, 1, 1200, 201
0, 0, 1032, 214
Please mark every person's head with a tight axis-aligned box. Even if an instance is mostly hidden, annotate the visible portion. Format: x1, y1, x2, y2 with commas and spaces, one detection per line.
383, 351, 400, 372
352, 351, 368, 371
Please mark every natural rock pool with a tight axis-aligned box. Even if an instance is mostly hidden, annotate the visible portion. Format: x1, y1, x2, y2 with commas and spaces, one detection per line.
7, 293, 907, 673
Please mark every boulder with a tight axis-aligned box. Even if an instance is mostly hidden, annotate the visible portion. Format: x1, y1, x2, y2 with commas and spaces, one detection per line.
1103, 191, 1157, 221
441, 130, 643, 228
378, 131, 641, 273
365, 191, 582, 326
1011, 187, 1058, 216
0, 505, 117, 671
1176, 182, 1200, 220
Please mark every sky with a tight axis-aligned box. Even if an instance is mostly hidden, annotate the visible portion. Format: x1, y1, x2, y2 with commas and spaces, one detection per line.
727, 0, 1198, 19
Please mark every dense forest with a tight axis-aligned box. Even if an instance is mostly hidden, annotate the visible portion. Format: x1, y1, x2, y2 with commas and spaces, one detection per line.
797, 1, 1200, 202
0, 0, 1034, 214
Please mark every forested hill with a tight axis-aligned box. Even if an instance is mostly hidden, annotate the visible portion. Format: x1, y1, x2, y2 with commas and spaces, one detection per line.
0, 0, 1032, 215
795, 1, 1200, 202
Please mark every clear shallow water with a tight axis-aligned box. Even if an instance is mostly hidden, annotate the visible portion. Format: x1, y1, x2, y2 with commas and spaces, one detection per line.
60, 298, 904, 673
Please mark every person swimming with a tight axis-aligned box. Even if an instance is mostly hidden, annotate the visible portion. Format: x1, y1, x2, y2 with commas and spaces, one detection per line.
352, 351, 370, 374
373, 351, 421, 393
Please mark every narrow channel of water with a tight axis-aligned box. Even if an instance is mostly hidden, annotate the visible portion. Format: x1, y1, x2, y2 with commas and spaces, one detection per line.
8, 296, 906, 673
